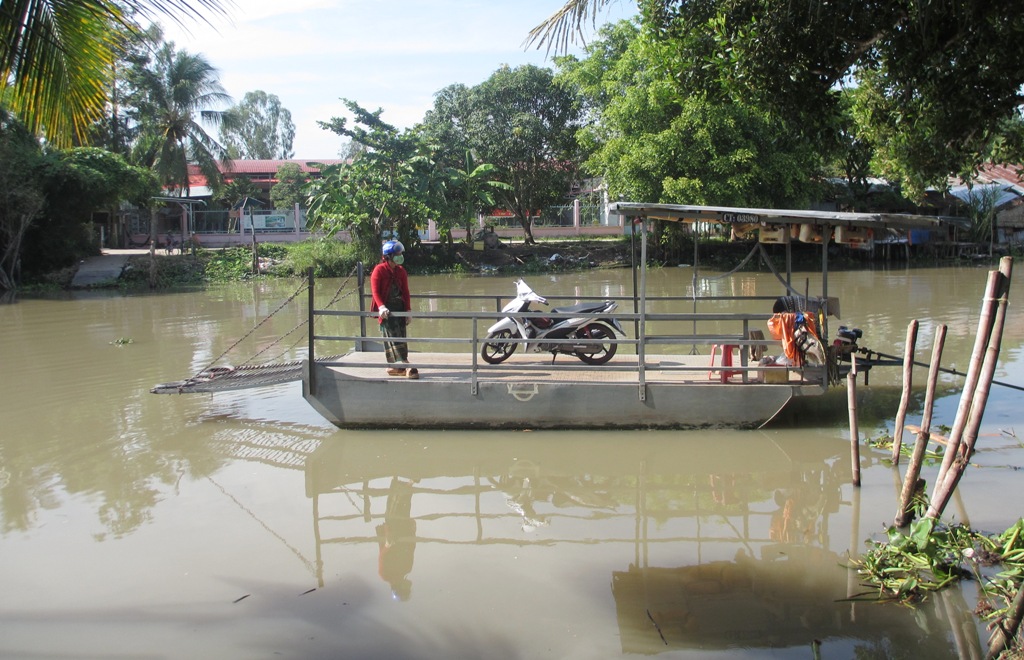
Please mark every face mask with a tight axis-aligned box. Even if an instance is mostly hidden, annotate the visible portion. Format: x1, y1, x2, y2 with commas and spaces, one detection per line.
392, 254, 405, 265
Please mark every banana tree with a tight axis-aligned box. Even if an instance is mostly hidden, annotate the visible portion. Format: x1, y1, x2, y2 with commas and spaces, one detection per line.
446, 150, 511, 245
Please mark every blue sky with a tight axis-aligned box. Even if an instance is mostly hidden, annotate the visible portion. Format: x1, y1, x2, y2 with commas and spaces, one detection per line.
162, 1, 634, 159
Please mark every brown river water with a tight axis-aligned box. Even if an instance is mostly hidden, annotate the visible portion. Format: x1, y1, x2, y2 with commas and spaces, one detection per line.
1, 263, 1022, 659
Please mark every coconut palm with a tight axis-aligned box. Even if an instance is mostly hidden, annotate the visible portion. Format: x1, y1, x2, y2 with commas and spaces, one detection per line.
0, 0, 228, 147
526, 0, 613, 54
130, 41, 231, 193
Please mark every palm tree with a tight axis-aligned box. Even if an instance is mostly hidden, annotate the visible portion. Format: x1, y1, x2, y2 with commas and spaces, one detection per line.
525, 0, 614, 54
0, 0, 228, 148
130, 41, 231, 193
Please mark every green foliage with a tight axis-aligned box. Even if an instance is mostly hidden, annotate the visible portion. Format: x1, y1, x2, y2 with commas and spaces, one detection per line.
128, 41, 231, 192
555, 20, 822, 208
219, 90, 296, 159
271, 163, 307, 210
421, 65, 584, 244
643, 0, 1024, 199
852, 518, 1024, 622
308, 100, 441, 254
20, 147, 158, 279
439, 151, 511, 244
214, 175, 263, 209
279, 239, 364, 278
0, 109, 45, 290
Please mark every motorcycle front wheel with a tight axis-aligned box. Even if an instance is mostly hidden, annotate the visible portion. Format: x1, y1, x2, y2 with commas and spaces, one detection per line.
575, 323, 617, 365
481, 329, 518, 364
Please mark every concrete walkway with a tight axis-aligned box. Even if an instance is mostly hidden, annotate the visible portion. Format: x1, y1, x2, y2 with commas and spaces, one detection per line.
70, 249, 149, 288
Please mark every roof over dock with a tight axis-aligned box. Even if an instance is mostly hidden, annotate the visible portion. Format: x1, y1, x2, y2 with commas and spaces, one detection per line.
608, 202, 970, 231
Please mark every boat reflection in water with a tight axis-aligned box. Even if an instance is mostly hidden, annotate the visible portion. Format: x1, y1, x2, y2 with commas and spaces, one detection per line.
303, 432, 978, 657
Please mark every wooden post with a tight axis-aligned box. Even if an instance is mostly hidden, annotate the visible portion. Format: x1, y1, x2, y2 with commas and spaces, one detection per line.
987, 580, 1024, 659
849, 354, 861, 487
929, 258, 1013, 519
891, 320, 919, 464
895, 325, 946, 527
932, 270, 1001, 493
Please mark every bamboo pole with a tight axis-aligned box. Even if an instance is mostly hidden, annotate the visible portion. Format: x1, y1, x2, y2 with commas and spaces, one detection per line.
895, 325, 946, 527
932, 270, 1001, 492
849, 354, 861, 487
987, 580, 1024, 660
891, 320, 919, 465
929, 258, 1013, 519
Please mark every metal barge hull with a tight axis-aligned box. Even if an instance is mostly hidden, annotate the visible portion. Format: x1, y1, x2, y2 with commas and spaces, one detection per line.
302, 351, 823, 430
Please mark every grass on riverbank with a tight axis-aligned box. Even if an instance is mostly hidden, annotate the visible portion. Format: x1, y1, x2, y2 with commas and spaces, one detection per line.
114, 237, 634, 289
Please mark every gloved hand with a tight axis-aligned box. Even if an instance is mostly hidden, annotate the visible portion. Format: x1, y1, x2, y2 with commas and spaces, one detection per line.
378, 305, 390, 320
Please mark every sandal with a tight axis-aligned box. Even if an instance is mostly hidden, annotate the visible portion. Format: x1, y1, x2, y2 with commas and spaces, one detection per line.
386, 367, 407, 376
406, 368, 419, 380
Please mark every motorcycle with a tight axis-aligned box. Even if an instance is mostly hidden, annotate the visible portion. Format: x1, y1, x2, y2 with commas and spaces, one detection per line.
480, 279, 626, 365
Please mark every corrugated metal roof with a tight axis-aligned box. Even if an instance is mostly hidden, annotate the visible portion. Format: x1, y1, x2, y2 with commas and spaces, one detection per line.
948, 183, 1019, 209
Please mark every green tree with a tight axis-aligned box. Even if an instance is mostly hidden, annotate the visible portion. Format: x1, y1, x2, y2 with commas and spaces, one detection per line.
128, 41, 231, 194
219, 90, 296, 159
308, 100, 441, 256
422, 65, 583, 244
0, 109, 44, 290
271, 163, 307, 210
213, 175, 262, 209
443, 150, 512, 244
531, 0, 1024, 199
556, 20, 821, 207
0, 0, 228, 148
24, 148, 158, 277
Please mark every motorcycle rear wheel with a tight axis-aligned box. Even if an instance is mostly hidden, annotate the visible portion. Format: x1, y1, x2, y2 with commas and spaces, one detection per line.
481, 329, 518, 364
575, 323, 617, 365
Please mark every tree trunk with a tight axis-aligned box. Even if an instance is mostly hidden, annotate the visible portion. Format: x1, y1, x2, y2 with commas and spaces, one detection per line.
519, 213, 536, 244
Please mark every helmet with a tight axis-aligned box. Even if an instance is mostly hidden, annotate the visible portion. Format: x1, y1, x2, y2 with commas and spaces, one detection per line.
382, 240, 405, 257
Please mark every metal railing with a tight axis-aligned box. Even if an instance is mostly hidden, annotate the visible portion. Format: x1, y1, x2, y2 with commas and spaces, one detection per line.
306, 269, 828, 399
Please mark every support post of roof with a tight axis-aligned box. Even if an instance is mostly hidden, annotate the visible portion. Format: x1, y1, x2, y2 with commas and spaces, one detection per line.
638, 218, 648, 401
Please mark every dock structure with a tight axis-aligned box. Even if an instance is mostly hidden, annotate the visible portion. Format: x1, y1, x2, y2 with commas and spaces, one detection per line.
301, 204, 968, 430
153, 203, 969, 430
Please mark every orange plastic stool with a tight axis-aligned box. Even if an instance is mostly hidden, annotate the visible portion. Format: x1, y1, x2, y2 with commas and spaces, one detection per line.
708, 344, 741, 382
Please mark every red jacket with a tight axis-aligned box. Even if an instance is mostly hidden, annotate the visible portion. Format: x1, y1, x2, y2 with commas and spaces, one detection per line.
370, 260, 411, 323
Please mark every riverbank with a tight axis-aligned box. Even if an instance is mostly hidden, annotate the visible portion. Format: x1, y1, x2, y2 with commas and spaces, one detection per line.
42, 236, 1006, 291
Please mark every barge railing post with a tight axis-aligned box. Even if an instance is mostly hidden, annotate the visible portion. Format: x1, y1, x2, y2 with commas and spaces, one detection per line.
356, 262, 367, 351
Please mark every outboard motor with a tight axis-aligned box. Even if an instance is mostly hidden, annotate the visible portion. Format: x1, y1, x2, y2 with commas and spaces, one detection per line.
833, 326, 863, 361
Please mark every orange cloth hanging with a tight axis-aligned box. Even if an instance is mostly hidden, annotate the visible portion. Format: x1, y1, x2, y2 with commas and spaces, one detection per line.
767, 312, 819, 366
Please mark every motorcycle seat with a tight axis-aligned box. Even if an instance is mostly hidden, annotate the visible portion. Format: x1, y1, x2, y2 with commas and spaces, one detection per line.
549, 301, 611, 315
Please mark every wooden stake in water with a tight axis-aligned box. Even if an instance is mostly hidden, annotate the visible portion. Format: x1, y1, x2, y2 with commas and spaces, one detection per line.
891, 320, 919, 465
895, 325, 946, 527
848, 354, 860, 487
929, 257, 1013, 519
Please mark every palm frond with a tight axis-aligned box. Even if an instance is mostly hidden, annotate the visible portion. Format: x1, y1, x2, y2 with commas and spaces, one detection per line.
524, 0, 612, 56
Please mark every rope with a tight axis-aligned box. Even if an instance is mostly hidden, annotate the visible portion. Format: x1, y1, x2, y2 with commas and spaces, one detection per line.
704, 243, 761, 281
757, 243, 804, 297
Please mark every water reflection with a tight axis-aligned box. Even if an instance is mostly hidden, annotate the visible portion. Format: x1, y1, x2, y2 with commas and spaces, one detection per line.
301, 432, 973, 655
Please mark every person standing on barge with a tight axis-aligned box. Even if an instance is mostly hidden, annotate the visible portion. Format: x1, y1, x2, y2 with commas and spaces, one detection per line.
370, 240, 419, 379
